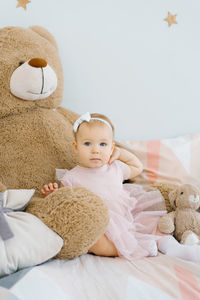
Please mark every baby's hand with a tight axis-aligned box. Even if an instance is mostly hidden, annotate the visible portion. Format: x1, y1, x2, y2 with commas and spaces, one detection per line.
108, 146, 121, 164
40, 182, 58, 197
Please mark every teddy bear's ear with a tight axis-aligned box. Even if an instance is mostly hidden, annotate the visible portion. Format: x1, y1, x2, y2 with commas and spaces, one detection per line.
29, 26, 58, 50
168, 188, 178, 209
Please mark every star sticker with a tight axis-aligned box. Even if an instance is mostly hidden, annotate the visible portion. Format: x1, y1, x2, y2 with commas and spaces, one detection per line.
164, 12, 177, 27
16, 0, 31, 10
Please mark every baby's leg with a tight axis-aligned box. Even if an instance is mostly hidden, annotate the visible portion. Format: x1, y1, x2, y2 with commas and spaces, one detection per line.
88, 234, 118, 257
158, 235, 200, 262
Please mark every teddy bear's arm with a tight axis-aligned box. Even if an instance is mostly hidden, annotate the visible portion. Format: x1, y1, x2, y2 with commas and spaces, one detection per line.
57, 107, 80, 125
158, 211, 175, 234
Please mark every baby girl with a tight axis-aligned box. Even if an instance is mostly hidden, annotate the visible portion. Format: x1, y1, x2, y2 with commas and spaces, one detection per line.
41, 112, 166, 259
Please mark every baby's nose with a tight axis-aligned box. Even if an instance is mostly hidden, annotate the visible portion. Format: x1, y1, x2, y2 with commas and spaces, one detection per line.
92, 146, 100, 153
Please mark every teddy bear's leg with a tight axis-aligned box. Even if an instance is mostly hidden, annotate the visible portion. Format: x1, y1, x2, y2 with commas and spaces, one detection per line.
27, 186, 110, 259
180, 230, 200, 245
158, 213, 175, 234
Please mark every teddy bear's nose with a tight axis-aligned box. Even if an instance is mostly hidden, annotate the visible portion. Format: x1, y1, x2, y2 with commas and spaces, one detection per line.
28, 58, 47, 68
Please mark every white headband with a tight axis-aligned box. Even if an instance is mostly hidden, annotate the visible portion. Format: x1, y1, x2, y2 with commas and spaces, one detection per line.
73, 112, 112, 133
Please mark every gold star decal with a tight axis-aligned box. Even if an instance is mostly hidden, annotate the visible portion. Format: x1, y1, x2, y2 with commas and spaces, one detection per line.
164, 12, 177, 27
16, 0, 31, 10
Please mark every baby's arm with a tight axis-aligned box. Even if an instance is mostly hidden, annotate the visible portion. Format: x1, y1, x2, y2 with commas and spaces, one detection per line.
40, 182, 59, 197
109, 147, 143, 179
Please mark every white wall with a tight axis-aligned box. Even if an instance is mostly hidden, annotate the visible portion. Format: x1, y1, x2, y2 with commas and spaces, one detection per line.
1, 0, 200, 141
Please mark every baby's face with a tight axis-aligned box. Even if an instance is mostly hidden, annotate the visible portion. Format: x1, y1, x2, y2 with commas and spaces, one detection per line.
73, 123, 114, 168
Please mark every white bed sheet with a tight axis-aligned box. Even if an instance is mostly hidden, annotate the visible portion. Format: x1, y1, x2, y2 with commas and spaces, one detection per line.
33, 253, 200, 300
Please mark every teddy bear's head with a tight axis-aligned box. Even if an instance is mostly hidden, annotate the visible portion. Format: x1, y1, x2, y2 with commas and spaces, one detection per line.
169, 184, 200, 211
0, 26, 64, 117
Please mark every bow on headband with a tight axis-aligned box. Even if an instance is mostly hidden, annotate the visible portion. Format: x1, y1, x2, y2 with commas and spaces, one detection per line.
73, 112, 112, 132
73, 112, 91, 133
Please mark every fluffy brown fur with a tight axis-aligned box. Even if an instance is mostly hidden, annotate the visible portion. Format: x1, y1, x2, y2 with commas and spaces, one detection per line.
152, 182, 178, 212
28, 187, 109, 259
0, 26, 109, 258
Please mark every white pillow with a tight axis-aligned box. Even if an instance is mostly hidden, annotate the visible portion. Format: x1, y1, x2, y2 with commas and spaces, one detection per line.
118, 133, 200, 188
0, 189, 63, 277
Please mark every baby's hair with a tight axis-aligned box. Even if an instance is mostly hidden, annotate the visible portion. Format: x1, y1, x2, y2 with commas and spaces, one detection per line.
74, 113, 114, 139
90, 113, 115, 132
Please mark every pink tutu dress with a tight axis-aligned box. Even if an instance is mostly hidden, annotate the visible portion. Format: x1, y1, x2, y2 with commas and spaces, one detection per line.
61, 160, 166, 260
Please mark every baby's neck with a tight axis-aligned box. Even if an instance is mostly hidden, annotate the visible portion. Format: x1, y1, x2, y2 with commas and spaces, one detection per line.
78, 163, 108, 169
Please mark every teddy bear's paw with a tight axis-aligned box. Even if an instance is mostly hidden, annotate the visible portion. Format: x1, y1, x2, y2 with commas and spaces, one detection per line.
181, 230, 199, 245
27, 186, 110, 259
158, 215, 175, 234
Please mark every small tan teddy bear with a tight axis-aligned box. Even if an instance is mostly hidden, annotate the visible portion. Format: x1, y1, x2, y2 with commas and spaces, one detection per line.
158, 184, 200, 245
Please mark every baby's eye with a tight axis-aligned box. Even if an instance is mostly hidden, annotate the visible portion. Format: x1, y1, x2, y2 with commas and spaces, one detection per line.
84, 142, 91, 146
100, 142, 107, 146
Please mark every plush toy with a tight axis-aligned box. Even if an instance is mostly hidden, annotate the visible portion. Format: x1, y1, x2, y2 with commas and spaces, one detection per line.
0, 25, 109, 259
152, 182, 179, 213
158, 184, 200, 245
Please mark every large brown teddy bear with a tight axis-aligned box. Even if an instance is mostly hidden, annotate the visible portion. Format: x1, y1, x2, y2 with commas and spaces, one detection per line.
0, 25, 109, 258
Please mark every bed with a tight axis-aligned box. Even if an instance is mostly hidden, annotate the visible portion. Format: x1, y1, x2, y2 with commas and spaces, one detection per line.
0, 253, 199, 299
1, 133, 200, 300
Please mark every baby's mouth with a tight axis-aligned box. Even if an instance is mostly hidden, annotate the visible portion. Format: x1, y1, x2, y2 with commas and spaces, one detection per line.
90, 158, 101, 161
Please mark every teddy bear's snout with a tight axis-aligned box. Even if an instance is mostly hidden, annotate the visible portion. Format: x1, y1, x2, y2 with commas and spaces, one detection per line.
189, 194, 199, 203
10, 58, 57, 101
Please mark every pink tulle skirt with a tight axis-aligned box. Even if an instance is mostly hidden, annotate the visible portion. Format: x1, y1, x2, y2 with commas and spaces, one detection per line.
104, 184, 166, 260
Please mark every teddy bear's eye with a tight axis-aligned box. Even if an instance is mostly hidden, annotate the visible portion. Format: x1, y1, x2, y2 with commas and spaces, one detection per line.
18, 61, 24, 66
180, 192, 184, 195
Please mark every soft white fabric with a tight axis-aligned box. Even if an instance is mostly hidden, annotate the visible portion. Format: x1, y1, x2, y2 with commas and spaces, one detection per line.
73, 112, 112, 132
0, 189, 63, 277
56, 169, 66, 182
10, 268, 68, 300
158, 235, 200, 262
2, 189, 35, 210
36, 254, 200, 300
